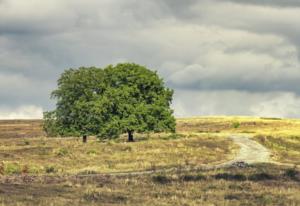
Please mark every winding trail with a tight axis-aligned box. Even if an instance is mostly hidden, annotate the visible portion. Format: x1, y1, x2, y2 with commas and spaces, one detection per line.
229, 135, 271, 164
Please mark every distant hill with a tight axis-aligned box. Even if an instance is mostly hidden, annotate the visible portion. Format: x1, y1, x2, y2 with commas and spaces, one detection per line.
0, 120, 44, 139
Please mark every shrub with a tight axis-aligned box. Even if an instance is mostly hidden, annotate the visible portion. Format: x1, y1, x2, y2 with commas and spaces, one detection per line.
284, 168, 299, 180
4, 162, 21, 175
224, 194, 240, 200
45, 165, 57, 173
181, 174, 206, 182
152, 174, 171, 184
214, 173, 246, 181
24, 140, 30, 145
248, 172, 276, 181
232, 122, 240, 129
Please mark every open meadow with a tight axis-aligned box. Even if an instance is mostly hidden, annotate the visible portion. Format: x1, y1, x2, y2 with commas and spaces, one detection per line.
0, 116, 300, 205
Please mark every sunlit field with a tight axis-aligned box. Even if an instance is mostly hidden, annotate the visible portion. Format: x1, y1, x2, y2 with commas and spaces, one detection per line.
0, 164, 299, 206
0, 117, 300, 205
178, 116, 300, 164
0, 134, 236, 175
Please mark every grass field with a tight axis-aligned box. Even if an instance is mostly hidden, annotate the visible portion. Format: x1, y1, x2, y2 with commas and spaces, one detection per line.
0, 117, 300, 205
0, 133, 237, 175
178, 116, 300, 164
0, 164, 299, 206
0, 120, 44, 139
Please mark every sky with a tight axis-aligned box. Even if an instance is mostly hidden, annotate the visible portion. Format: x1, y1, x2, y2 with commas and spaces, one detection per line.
1, 0, 300, 119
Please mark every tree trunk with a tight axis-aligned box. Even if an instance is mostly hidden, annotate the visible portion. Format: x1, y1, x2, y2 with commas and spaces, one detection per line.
128, 131, 134, 142
83, 135, 87, 143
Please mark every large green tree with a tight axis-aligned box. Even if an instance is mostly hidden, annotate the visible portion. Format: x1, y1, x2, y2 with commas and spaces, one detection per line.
44, 63, 176, 142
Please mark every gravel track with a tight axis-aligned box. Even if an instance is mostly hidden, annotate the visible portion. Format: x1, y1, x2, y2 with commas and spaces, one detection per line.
229, 135, 271, 164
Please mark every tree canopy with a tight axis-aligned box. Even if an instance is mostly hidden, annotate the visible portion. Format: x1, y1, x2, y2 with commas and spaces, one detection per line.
44, 63, 176, 141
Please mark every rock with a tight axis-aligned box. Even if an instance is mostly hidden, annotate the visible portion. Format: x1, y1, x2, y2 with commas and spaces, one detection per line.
232, 161, 249, 168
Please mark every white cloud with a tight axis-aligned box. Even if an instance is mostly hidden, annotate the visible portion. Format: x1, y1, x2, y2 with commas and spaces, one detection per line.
0, 105, 43, 119
250, 93, 300, 118
1, 0, 300, 118
172, 90, 300, 118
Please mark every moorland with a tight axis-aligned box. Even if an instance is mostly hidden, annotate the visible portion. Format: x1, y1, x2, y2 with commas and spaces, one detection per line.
0, 116, 299, 205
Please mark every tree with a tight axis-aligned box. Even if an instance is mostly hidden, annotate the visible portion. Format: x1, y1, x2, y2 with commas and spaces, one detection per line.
44, 67, 106, 139
44, 63, 176, 142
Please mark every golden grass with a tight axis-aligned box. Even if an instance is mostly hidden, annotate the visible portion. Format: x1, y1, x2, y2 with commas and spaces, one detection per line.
254, 135, 300, 165
0, 133, 237, 175
0, 120, 44, 138
0, 164, 299, 206
1, 117, 300, 205
178, 116, 300, 165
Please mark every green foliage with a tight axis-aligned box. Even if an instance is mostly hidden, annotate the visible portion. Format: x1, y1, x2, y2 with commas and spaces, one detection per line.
284, 168, 299, 180
23, 140, 30, 146
44, 63, 176, 140
232, 122, 240, 129
43, 111, 61, 137
45, 165, 57, 173
4, 162, 22, 175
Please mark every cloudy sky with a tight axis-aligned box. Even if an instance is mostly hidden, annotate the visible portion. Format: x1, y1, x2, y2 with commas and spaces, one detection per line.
1, 0, 300, 119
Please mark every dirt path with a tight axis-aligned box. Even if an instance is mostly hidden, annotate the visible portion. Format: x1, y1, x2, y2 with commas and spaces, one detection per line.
229, 135, 271, 164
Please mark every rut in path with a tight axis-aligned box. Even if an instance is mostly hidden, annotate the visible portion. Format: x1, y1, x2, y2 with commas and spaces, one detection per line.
229, 135, 271, 164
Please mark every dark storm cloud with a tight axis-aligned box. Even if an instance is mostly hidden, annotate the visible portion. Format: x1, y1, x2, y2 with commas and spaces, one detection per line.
0, 0, 300, 118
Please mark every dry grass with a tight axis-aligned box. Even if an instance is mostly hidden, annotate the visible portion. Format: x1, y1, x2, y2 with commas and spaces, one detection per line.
0, 120, 44, 139
0, 133, 237, 175
254, 135, 300, 165
1, 117, 300, 205
178, 116, 300, 164
0, 164, 299, 206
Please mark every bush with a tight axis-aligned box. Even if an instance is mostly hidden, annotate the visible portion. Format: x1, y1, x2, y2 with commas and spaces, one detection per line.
224, 194, 241, 200
232, 122, 240, 129
45, 165, 57, 173
24, 140, 30, 145
284, 168, 299, 180
248, 172, 276, 181
214, 173, 246, 181
4, 162, 21, 175
152, 174, 172, 184
180, 174, 206, 182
